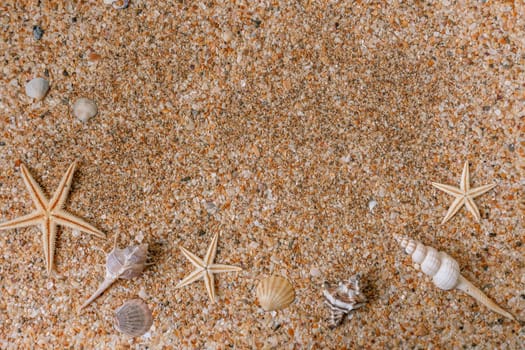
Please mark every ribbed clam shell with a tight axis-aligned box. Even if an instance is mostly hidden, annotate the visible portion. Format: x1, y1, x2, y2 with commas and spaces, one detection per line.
114, 299, 153, 337
256, 276, 295, 311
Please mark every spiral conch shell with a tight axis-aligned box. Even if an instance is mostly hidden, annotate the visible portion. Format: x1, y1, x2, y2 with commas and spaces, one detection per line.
395, 235, 515, 321
322, 274, 367, 328
80, 236, 148, 310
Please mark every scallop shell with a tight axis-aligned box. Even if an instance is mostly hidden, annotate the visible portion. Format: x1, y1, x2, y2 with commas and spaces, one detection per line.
73, 98, 98, 122
256, 275, 295, 311
25, 77, 49, 100
114, 299, 153, 337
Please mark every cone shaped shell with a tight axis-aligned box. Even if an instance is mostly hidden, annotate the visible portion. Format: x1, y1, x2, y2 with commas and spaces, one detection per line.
114, 299, 153, 337
256, 275, 295, 311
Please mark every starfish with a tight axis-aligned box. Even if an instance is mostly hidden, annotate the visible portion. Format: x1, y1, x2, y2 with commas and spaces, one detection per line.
0, 161, 105, 275
432, 161, 496, 224
175, 232, 242, 302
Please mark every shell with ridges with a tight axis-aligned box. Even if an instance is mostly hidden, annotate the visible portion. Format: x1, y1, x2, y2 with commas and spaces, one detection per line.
322, 274, 367, 328
256, 275, 295, 311
395, 234, 515, 321
79, 235, 148, 310
115, 299, 153, 337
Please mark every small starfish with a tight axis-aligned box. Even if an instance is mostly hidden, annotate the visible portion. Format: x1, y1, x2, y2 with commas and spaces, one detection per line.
0, 161, 105, 275
432, 161, 496, 224
175, 232, 242, 302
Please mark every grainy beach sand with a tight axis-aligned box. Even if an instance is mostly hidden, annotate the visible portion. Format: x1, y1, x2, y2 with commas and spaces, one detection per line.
0, 1, 523, 348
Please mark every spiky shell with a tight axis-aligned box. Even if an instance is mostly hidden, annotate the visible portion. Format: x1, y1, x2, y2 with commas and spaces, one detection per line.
114, 299, 153, 337
107, 243, 148, 279
322, 275, 367, 328
79, 240, 148, 310
256, 275, 295, 311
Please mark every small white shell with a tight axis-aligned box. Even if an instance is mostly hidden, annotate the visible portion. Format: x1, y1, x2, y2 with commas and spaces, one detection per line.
115, 299, 153, 337
73, 98, 98, 122
104, 0, 129, 9
256, 275, 295, 311
25, 78, 49, 100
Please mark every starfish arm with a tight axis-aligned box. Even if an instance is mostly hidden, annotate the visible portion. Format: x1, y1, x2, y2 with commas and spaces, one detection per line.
442, 196, 465, 224
203, 270, 216, 302
41, 218, 57, 275
179, 246, 205, 268
20, 164, 49, 210
175, 268, 204, 289
431, 182, 463, 196
208, 263, 243, 274
0, 211, 43, 230
49, 161, 77, 211
465, 196, 481, 222
468, 183, 496, 199
460, 161, 470, 192
52, 210, 105, 238
204, 232, 220, 265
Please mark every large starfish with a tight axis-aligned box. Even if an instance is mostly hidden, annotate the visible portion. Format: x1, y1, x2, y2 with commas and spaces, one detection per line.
432, 161, 496, 224
175, 232, 242, 302
0, 161, 105, 275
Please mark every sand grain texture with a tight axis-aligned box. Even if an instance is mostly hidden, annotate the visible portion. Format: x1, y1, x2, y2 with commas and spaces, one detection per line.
0, 1, 523, 348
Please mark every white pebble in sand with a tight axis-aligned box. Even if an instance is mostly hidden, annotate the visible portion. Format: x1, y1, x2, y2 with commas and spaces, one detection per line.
368, 199, 378, 212
25, 77, 49, 100
73, 98, 98, 122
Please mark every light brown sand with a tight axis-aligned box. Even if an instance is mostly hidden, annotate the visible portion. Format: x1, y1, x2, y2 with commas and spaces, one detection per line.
0, 1, 523, 348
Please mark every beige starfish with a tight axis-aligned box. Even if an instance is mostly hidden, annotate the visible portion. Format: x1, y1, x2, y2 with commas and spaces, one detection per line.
432, 161, 496, 224
0, 161, 105, 275
175, 232, 242, 302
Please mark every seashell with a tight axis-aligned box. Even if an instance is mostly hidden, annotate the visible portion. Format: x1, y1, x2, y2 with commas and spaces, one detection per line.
322, 274, 367, 328
80, 236, 148, 310
25, 77, 49, 100
256, 275, 295, 311
73, 98, 98, 122
104, 0, 129, 9
395, 235, 515, 321
114, 299, 153, 337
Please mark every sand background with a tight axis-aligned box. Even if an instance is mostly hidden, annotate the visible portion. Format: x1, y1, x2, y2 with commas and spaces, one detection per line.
0, 0, 524, 348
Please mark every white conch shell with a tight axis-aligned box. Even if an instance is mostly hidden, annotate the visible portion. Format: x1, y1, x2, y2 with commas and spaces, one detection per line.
256, 275, 295, 311
114, 299, 153, 337
80, 236, 148, 310
395, 235, 515, 321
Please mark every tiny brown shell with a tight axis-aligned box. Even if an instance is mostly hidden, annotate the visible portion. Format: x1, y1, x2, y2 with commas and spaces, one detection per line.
256, 275, 295, 311
114, 299, 153, 337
